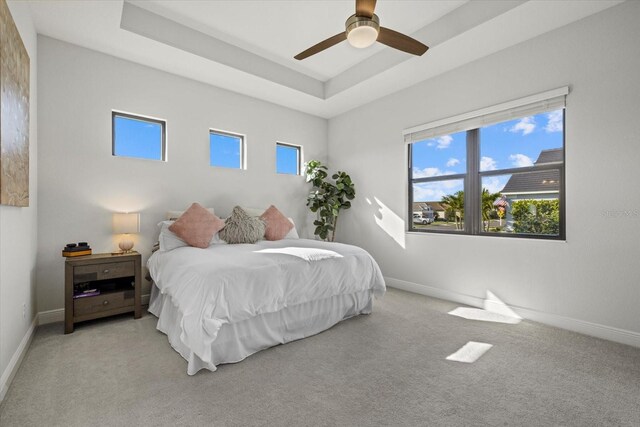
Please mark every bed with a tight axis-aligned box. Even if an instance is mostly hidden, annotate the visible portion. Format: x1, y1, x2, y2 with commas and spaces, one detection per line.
147, 238, 386, 374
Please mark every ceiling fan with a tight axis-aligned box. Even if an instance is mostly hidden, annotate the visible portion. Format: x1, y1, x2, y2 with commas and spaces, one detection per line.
294, 0, 428, 60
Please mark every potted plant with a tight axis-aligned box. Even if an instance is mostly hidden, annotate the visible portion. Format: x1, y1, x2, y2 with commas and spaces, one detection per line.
305, 160, 355, 242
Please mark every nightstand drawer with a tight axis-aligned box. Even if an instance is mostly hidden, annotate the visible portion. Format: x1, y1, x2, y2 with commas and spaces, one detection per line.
74, 261, 135, 282
74, 290, 134, 317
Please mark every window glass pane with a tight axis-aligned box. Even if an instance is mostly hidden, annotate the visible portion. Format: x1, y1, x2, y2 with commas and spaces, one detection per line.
113, 115, 163, 160
210, 132, 242, 168
412, 179, 464, 231
411, 131, 466, 178
480, 109, 563, 171
481, 172, 561, 236
276, 144, 299, 175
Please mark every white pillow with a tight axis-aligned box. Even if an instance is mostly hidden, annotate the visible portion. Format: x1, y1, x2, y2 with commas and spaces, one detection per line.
241, 207, 299, 239
284, 219, 299, 239
166, 207, 215, 221
157, 220, 225, 252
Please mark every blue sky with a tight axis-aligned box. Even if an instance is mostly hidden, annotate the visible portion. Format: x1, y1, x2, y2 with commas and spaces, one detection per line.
413, 109, 563, 201
115, 118, 299, 174
210, 132, 242, 168
113, 115, 163, 160
276, 144, 299, 174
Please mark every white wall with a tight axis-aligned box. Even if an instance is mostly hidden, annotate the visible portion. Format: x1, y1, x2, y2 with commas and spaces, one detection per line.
0, 0, 38, 399
328, 2, 640, 339
36, 36, 327, 312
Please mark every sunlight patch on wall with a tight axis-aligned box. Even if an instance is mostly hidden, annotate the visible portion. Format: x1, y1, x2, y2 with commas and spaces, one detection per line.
484, 290, 522, 320
371, 196, 406, 248
446, 341, 493, 363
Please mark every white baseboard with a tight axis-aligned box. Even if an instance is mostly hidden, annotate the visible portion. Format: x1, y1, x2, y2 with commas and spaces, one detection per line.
386, 277, 485, 308
37, 294, 150, 326
37, 308, 64, 325
385, 276, 640, 348
0, 316, 37, 402
1, 293, 153, 403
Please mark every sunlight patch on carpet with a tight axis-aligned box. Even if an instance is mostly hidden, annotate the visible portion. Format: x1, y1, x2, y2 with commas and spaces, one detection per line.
448, 307, 521, 324
446, 341, 493, 363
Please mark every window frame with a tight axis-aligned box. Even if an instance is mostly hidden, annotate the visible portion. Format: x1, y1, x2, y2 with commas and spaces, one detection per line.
112, 111, 167, 161
275, 141, 302, 175
209, 128, 246, 170
407, 111, 566, 241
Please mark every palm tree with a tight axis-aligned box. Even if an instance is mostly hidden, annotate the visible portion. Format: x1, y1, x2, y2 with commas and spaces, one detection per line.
441, 191, 464, 230
481, 188, 502, 231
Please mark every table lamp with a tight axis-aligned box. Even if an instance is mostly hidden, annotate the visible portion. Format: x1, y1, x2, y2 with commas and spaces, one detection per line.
113, 212, 140, 253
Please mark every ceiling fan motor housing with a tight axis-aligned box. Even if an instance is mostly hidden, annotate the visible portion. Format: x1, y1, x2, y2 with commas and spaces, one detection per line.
345, 13, 380, 48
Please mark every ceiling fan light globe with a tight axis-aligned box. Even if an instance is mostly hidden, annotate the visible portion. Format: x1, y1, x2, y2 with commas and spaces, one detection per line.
347, 26, 378, 48
345, 13, 380, 49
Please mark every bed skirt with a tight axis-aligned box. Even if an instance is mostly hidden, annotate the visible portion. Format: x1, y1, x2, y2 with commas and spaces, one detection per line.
149, 284, 374, 375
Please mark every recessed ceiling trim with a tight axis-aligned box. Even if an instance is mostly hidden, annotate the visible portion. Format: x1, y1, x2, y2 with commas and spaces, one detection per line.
325, 0, 525, 98
120, 1, 325, 99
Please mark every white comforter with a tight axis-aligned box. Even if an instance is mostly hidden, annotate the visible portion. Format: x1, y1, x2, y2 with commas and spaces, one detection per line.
148, 239, 386, 369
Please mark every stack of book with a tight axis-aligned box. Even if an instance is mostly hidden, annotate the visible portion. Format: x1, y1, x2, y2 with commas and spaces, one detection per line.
62, 242, 92, 257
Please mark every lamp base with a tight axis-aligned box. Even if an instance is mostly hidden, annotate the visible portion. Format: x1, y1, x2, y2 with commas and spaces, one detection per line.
118, 237, 134, 253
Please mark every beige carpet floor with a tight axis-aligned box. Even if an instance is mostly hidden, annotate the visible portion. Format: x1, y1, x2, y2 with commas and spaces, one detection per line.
1, 288, 639, 426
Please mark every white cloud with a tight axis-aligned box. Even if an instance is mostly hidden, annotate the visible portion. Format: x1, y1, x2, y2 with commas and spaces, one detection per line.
413, 168, 457, 179
510, 153, 534, 167
413, 167, 441, 178
413, 186, 447, 202
436, 135, 453, 149
480, 156, 497, 171
483, 176, 508, 194
509, 116, 535, 135
446, 158, 460, 167
545, 110, 563, 133
413, 181, 463, 202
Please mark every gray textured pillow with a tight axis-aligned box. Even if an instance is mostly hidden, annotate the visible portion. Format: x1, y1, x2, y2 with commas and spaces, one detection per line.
219, 206, 266, 244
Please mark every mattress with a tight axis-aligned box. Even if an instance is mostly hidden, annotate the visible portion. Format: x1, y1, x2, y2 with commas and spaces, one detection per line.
149, 284, 374, 374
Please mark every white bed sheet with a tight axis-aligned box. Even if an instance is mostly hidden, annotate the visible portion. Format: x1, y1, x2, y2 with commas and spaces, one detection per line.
149, 284, 375, 374
147, 238, 385, 374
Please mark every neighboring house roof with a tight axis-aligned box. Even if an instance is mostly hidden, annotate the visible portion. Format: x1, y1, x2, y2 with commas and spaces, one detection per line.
413, 202, 447, 211
425, 202, 447, 211
535, 148, 563, 164
501, 148, 562, 195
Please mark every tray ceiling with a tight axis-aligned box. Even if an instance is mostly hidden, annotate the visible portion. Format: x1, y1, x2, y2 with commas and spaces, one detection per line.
27, 1, 622, 118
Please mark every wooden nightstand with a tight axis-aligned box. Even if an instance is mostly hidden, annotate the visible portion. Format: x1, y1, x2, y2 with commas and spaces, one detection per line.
64, 252, 142, 334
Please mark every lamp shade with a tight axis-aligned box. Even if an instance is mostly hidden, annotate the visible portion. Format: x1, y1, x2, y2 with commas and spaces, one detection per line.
113, 213, 140, 234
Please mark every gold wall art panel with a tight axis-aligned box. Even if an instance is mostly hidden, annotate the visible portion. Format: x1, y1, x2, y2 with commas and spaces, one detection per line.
0, 0, 30, 207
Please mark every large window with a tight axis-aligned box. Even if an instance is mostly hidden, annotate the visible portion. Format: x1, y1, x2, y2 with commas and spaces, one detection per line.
112, 111, 166, 161
276, 142, 301, 175
406, 88, 566, 240
210, 130, 245, 169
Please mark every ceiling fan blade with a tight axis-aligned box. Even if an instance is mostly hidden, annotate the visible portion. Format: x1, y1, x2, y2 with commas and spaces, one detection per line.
356, 0, 377, 18
377, 27, 429, 56
294, 32, 347, 60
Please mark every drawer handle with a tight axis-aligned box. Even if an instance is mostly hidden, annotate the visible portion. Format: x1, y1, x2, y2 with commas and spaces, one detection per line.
103, 300, 109, 305
103, 269, 110, 274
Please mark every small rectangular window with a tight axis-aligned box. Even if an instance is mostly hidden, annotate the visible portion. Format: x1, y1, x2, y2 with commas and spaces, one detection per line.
276, 142, 301, 175
210, 130, 244, 169
112, 112, 166, 161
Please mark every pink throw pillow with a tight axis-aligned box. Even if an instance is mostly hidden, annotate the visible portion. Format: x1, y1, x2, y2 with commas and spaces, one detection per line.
260, 205, 294, 241
169, 203, 225, 248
